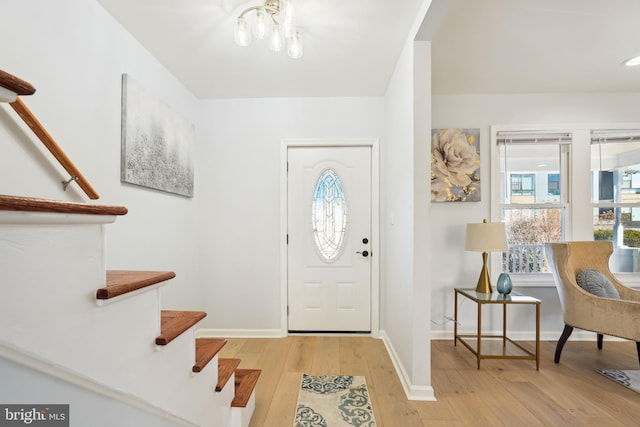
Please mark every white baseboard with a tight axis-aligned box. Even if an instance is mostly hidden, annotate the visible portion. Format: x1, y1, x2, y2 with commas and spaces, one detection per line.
196, 329, 285, 339
379, 331, 436, 402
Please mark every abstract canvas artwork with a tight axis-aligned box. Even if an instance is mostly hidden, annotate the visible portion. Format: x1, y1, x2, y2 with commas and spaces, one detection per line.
121, 74, 194, 197
431, 128, 480, 202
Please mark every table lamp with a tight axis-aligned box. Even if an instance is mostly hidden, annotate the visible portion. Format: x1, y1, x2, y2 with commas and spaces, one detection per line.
465, 219, 508, 293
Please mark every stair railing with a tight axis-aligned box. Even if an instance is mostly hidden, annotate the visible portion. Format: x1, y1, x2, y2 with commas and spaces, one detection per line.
0, 69, 99, 200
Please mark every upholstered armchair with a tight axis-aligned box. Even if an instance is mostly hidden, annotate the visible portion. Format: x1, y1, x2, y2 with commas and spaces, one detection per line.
545, 241, 640, 365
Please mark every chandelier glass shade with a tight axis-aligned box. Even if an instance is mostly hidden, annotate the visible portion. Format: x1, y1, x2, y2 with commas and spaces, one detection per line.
234, 0, 303, 59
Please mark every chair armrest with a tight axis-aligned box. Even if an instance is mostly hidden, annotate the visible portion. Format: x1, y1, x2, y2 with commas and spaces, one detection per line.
568, 291, 640, 341
609, 276, 640, 302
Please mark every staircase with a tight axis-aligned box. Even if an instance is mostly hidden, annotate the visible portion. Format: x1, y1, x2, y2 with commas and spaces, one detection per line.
0, 195, 260, 427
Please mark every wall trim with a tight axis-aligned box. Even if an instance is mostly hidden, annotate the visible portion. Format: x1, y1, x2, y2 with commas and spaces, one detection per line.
380, 331, 436, 401
196, 329, 285, 339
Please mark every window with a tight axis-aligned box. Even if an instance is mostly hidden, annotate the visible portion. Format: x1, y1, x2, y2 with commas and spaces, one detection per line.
591, 130, 640, 273
312, 168, 347, 261
510, 174, 535, 198
621, 171, 640, 190
548, 174, 560, 196
496, 130, 571, 274
492, 126, 640, 282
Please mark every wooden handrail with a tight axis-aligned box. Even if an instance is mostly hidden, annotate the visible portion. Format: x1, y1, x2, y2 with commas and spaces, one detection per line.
8, 97, 100, 200
1, 69, 99, 200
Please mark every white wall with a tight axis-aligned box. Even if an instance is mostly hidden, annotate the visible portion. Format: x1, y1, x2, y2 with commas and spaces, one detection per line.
0, 0, 387, 333
412, 40, 432, 393
430, 92, 640, 339
382, 38, 433, 398
196, 97, 384, 330
0, 0, 202, 310
383, 40, 416, 379
0, 357, 181, 427
0, 0, 436, 402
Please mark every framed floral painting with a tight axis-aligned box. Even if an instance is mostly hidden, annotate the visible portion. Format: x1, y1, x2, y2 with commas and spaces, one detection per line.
431, 128, 480, 202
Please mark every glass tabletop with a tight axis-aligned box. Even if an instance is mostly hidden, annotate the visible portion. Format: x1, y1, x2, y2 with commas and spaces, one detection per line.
455, 288, 541, 304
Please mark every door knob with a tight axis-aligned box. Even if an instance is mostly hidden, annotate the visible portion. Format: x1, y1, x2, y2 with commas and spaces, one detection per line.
356, 250, 369, 257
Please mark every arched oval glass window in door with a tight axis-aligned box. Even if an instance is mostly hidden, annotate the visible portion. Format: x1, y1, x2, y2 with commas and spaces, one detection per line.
312, 168, 347, 261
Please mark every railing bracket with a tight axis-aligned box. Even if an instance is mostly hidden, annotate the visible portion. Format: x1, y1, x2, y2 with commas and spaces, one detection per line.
62, 175, 79, 191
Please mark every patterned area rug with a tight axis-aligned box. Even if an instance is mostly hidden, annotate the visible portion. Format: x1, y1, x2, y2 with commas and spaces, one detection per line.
597, 370, 640, 393
293, 374, 377, 427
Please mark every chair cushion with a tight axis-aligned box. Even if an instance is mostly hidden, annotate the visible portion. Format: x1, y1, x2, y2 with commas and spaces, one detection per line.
576, 269, 621, 299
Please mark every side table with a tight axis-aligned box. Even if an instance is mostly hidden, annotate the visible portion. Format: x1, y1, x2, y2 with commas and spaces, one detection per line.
454, 288, 540, 370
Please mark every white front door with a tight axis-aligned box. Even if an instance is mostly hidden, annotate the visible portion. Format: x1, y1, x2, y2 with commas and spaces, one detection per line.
287, 146, 372, 332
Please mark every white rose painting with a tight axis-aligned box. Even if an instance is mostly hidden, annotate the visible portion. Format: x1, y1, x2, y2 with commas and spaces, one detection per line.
431, 128, 480, 202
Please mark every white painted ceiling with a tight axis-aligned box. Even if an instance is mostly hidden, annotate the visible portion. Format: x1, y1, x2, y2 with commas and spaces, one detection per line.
96, 0, 425, 99
425, 0, 640, 96
97, 0, 640, 99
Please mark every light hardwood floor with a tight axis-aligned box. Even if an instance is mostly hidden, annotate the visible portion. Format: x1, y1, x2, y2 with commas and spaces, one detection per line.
218, 336, 640, 426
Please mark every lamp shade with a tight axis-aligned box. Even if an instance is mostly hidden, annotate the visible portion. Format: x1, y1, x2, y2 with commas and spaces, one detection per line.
465, 220, 508, 252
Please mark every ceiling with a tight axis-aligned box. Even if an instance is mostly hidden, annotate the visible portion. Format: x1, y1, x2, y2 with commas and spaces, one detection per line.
425, 0, 640, 96
97, 0, 640, 99
97, 0, 425, 99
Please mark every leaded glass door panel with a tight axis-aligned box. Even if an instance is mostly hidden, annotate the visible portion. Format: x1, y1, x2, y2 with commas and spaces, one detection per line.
287, 146, 372, 332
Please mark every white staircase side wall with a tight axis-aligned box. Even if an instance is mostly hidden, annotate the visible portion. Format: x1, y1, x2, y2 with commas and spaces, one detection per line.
0, 212, 231, 426
231, 392, 256, 427
148, 329, 219, 423
213, 371, 236, 427
0, 355, 186, 427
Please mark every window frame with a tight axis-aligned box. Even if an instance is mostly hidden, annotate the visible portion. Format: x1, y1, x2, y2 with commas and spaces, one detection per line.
591, 131, 640, 279
548, 173, 560, 196
492, 127, 571, 284
491, 125, 640, 288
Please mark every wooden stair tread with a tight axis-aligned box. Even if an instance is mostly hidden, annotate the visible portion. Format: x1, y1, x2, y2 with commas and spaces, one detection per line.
216, 358, 241, 392
0, 195, 127, 216
156, 310, 206, 346
0, 69, 36, 95
193, 338, 227, 373
97, 270, 176, 300
232, 369, 261, 408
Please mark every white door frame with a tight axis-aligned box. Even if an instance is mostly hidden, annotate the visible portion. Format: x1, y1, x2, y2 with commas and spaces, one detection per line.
280, 138, 380, 337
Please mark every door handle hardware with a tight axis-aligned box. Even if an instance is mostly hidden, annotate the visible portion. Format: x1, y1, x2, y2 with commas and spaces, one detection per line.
356, 250, 369, 257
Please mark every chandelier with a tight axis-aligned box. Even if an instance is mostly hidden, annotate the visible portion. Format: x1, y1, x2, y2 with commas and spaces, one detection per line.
234, 0, 303, 59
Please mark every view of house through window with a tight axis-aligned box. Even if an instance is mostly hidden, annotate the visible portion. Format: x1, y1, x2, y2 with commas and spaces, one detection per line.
510, 174, 535, 199
591, 130, 640, 273
493, 127, 640, 277
497, 131, 570, 274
